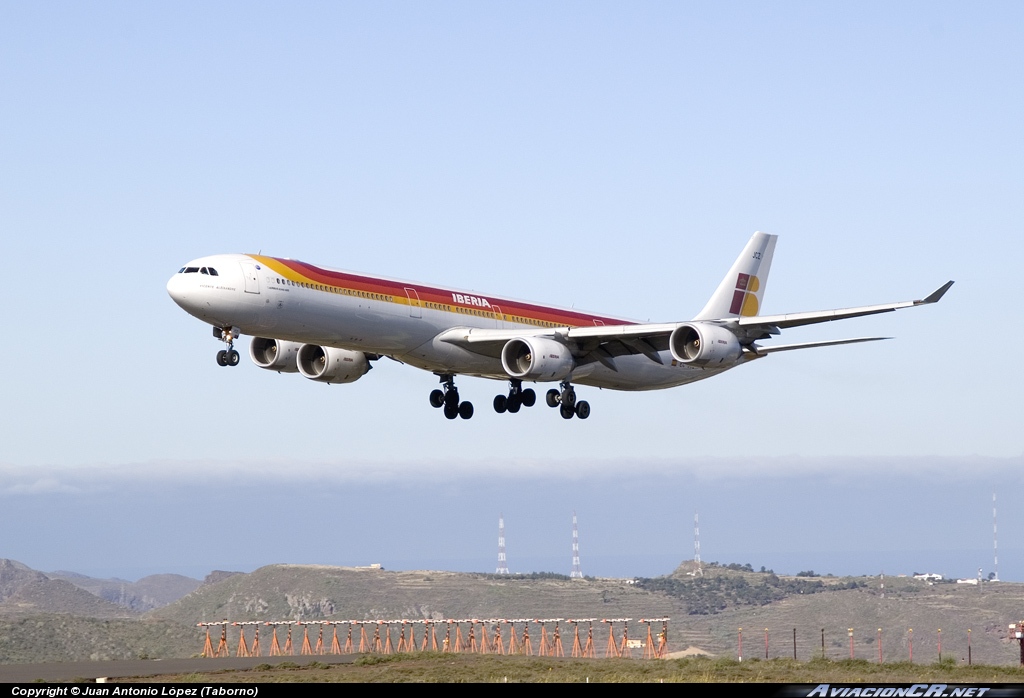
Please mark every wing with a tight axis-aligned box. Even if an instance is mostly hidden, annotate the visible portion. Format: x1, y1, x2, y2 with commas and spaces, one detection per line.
437, 281, 953, 370
736, 280, 954, 337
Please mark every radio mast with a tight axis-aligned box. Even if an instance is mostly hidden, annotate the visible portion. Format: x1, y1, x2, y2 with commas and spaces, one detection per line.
993, 493, 999, 582
693, 512, 704, 577
496, 514, 509, 574
571, 511, 583, 578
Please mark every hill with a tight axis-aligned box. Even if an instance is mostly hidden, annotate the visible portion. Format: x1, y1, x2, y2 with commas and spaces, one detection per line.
646, 563, 1023, 666
0, 559, 135, 620
0, 614, 197, 663
147, 565, 681, 624
3, 560, 1024, 665
45, 570, 201, 612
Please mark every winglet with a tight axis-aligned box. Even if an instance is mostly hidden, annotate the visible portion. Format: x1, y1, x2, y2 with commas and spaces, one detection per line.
917, 280, 954, 305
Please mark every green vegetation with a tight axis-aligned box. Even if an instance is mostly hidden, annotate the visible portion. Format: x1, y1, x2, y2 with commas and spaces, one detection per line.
474, 572, 574, 581
0, 614, 196, 663
636, 572, 865, 615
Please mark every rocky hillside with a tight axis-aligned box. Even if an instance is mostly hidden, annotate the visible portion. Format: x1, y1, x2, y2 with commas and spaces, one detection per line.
147, 564, 681, 624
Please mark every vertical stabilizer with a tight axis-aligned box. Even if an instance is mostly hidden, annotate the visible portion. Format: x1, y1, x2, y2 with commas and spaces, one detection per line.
694, 232, 777, 320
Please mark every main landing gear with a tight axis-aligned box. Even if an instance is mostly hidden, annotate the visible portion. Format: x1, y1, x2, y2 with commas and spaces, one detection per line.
429, 374, 474, 420
545, 381, 590, 420
214, 326, 240, 367
430, 376, 589, 421
492, 379, 537, 414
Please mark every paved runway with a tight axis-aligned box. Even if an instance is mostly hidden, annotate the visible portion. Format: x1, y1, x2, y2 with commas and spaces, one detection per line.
0, 654, 358, 683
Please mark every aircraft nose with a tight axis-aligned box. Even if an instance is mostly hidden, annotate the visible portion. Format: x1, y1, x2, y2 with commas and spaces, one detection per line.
166, 273, 190, 309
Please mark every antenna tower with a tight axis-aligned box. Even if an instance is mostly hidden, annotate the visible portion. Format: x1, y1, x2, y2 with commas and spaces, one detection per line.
993, 493, 999, 582
693, 512, 704, 577
571, 511, 583, 578
496, 514, 509, 574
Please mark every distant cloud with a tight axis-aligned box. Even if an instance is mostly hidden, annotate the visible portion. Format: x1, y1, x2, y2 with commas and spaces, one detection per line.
0, 454, 1020, 496
0, 476, 82, 495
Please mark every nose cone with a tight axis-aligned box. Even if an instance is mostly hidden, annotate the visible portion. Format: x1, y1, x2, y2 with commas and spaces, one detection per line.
166, 273, 190, 310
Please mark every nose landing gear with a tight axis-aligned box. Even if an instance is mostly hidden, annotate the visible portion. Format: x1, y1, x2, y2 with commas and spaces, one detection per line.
214, 326, 240, 367
493, 379, 537, 414
545, 381, 590, 420
429, 374, 474, 420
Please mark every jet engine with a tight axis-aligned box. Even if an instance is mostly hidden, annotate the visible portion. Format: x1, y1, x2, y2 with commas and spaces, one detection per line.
296, 344, 371, 384
669, 323, 742, 366
249, 337, 303, 372
501, 337, 574, 381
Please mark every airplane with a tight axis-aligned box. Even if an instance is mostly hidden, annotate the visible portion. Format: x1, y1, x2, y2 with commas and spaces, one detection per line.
166, 232, 952, 421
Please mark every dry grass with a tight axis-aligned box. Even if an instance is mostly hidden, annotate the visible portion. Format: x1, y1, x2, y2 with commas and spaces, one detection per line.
116, 653, 1024, 683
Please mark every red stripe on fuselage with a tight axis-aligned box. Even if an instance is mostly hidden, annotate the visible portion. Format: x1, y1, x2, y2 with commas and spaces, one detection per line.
269, 257, 634, 328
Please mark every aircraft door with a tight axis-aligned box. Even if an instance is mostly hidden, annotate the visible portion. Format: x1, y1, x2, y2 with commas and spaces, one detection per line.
492, 305, 506, 329
404, 288, 422, 318
240, 262, 260, 294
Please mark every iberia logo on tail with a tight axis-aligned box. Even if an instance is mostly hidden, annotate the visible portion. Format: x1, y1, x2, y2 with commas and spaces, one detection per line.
730, 273, 762, 316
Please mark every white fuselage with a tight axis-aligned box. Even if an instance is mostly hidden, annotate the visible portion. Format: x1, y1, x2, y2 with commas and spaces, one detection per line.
166, 253, 732, 391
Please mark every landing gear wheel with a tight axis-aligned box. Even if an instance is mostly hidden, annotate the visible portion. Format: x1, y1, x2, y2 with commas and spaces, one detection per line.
575, 401, 590, 420
436, 374, 468, 421
493, 395, 507, 413
497, 380, 532, 415
215, 327, 239, 367
546, 389, 560, 408
560, 404, 575, 420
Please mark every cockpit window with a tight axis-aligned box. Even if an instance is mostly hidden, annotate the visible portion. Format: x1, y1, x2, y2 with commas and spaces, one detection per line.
200, 267, 209, 274
178, 267, 186, 273
183, 267, 199, 273
208, 268, 218, 276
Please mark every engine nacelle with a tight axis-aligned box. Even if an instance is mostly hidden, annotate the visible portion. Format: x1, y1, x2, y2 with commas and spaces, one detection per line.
501, 337, 575, 381
669, 323, 742, 366
249, 337, 303, 372
296, 344, 371, 384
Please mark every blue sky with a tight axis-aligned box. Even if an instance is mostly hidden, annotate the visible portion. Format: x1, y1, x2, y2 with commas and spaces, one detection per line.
1, 2, 1021, 580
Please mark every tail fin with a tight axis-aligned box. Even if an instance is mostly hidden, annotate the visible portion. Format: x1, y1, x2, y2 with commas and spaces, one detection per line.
694, 232, 778, 320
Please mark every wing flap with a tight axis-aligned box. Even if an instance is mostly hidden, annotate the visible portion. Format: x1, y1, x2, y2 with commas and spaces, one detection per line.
437, 324, 678, 364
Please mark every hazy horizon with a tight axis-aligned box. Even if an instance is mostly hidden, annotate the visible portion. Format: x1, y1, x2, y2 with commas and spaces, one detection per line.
2, 455, 1020, 583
